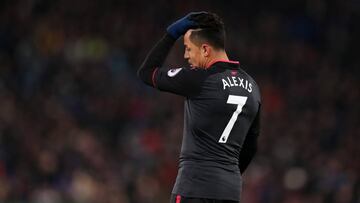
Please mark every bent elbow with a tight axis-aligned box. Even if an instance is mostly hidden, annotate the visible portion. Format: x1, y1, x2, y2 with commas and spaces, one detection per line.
137, 65, 155, 86
137, 67, 145, 80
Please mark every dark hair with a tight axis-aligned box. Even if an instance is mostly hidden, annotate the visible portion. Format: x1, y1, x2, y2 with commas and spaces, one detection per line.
189, 12, 225, 50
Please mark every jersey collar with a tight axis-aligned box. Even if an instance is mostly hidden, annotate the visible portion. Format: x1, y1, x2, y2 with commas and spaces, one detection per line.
206, 59, 240, 69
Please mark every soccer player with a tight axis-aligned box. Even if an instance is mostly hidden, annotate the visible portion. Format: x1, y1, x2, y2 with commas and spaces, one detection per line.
138, 12, 261, 203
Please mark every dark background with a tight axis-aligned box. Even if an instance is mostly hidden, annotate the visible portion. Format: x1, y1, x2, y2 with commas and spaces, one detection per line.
0, 0, 359, 202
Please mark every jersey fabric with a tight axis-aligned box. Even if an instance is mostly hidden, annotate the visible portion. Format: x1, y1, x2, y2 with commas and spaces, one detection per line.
154, 61, 260, 201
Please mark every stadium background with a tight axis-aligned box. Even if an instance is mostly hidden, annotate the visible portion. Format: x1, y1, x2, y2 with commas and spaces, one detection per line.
0, 0, 359, 202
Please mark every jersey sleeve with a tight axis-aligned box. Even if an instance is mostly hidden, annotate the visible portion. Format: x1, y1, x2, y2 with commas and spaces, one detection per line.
137, 33, 176, 87
137, 33, 205, 97
153, 67, 204, 97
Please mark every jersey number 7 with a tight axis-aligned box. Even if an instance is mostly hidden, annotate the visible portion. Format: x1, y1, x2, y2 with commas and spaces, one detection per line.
218, 95, 248, 143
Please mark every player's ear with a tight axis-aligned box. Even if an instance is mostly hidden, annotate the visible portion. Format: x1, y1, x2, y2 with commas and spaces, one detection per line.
201, 44, 211, 57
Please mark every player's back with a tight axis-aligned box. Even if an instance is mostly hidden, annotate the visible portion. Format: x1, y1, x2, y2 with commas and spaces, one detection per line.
172, 61, 261, 200
180, 60, 260, 165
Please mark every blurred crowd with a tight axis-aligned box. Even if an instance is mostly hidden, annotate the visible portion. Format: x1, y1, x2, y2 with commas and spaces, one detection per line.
0, 0, 359, 202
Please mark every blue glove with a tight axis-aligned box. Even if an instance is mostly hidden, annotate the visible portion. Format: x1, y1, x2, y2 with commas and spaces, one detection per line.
166, 12, 207, 39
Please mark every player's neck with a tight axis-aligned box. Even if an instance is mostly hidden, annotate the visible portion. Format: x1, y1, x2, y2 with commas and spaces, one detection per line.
205, 51, 229, 68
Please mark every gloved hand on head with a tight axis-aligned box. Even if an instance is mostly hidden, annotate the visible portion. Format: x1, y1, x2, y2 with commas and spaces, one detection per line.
166, 11, 208, 39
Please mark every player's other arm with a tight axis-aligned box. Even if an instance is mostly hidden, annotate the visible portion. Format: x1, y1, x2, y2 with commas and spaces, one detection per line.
239, 106, 261, 174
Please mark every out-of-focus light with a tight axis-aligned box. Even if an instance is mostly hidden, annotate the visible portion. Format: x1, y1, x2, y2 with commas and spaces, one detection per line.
283, 167, 308, 190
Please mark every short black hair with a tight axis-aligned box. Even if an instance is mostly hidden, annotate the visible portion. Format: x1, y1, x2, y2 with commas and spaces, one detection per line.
189, 12, 225, 50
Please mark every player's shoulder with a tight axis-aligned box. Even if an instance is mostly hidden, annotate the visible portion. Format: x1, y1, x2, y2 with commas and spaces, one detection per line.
238, 67, 257, 85
238, 66, 261, 100
164, 66, 210, 90
167, 66, 205, 73
168, 66, 209, 78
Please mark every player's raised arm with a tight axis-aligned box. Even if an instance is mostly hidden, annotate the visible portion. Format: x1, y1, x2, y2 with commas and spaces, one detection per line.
137, 12, 205, 87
